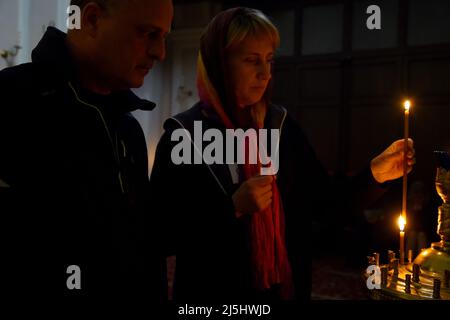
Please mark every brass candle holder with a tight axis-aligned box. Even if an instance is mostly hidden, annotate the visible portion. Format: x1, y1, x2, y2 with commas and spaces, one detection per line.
413, 151, 450, 279
364, 151, 450, 300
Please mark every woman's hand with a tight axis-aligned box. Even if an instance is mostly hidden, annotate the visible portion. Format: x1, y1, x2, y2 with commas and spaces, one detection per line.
370, 138, 415, 184
232, 175, 273, 218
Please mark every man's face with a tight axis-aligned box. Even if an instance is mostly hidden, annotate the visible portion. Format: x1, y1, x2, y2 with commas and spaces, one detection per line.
93, 0, 173, 90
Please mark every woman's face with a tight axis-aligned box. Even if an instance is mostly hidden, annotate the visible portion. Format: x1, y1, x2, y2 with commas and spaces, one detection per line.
227, 35, 274, 108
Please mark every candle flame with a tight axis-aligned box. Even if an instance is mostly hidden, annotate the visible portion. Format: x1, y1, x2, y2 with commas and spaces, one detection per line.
403, 100, 411, 112
398, 215, 406, 231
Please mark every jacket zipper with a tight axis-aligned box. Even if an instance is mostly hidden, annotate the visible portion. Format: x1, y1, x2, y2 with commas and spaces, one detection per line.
68, 82, 125, 194
169, 117, 228, 195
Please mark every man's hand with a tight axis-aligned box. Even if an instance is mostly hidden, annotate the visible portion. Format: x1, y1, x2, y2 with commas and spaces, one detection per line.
371, 138, 415, 184
232, 175, 273, 218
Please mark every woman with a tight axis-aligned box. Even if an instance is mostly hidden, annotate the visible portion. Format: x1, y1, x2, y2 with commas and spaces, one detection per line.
150, 7, 414, 301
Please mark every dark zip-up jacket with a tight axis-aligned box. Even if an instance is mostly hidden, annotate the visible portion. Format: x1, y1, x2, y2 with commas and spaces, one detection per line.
0, 27, 164, 300
150, 102, 387, 301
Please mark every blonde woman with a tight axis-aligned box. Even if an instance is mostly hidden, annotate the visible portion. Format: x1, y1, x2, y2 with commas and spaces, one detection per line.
151, 7, 414, 301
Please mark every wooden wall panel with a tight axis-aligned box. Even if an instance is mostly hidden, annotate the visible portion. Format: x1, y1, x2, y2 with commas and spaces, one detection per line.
408, 57, 450, 104
350, 59, 400, 106
348, 106, 401, 173
296, 107, 340, 173
272, 63, 299, 110
298, 64, 342, 106
408, 104, 450, 187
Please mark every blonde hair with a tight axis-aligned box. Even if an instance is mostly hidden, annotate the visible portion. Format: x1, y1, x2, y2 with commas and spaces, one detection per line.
226, 8, 280, 51
199, 8, 280, 128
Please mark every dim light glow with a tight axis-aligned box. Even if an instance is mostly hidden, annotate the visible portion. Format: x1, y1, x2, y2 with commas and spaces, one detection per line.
403, 100, 411, 112
398, 215, 406, 231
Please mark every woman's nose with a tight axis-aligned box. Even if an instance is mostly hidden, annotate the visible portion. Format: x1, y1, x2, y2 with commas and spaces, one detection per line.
258, 62, 271, 80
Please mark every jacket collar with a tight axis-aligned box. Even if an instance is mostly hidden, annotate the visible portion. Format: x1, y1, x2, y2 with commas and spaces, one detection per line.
166, 102, 288, 196
168, 102, 287, 132
265, 104, 288, 131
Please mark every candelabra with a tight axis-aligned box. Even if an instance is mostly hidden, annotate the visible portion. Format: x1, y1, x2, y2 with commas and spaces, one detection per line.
364, 151, 450, 300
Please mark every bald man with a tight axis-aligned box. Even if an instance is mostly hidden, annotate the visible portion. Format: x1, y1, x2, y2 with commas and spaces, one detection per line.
0, 0, 173, 301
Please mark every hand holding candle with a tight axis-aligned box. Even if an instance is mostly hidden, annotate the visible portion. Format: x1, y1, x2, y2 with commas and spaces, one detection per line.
370, 99, 415, 184
370, 139, 415, 183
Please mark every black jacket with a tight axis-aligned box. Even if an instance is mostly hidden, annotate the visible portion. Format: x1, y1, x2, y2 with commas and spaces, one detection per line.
150, 102, 387, 301
0, 27, 163, 300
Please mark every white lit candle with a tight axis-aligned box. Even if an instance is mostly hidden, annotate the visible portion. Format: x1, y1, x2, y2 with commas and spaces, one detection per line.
402, 100, 411, 226
398, 215, 406, 265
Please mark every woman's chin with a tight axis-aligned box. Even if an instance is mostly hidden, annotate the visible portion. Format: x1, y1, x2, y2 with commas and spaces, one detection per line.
237, 96, 264, 108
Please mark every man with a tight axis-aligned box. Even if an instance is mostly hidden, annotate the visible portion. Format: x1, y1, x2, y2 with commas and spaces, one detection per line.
0, 0, 173, 300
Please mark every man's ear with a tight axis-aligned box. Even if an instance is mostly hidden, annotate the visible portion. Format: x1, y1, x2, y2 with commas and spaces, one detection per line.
81, 2, 105, 37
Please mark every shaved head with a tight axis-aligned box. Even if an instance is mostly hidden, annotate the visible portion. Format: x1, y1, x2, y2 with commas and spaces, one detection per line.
69, 0, 144, 16
70, 0, 120, 10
